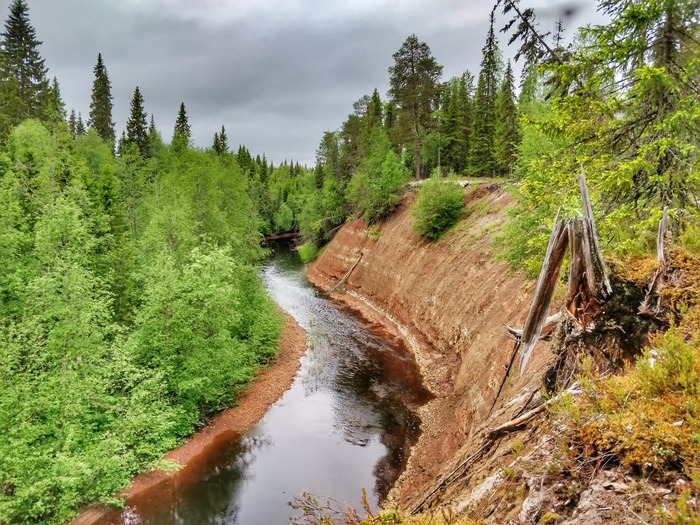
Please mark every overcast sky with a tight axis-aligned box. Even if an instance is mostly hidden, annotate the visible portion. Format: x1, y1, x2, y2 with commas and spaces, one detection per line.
23, 0, 604, 166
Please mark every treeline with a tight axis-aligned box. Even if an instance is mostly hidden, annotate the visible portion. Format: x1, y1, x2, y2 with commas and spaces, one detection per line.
0, 1, 282, 523
261, 0, 700, 269
255, 16, 522, 255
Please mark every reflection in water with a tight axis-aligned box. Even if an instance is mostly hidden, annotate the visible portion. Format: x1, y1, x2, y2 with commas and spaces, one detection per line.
97, 244, 431, 524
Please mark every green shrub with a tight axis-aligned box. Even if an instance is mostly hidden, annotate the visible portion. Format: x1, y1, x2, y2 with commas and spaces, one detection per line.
346, 149, 411, 224
412, 177, 465, 240
297, 241, 319, 263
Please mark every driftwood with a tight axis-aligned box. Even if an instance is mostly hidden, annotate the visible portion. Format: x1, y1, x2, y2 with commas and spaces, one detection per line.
416, 381, 581, 514
326, 252, 363, 295
263, 232, 301, 241
488, 382, 582, 439
410, 439, 496, 515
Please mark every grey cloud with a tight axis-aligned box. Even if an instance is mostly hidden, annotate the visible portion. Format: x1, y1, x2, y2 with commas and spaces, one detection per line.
25, 0, 601, 166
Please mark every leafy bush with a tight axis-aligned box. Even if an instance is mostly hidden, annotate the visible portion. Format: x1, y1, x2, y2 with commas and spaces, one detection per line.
412, 177, 465, 240
346, 149, 410, 224
298, 241, 319, 263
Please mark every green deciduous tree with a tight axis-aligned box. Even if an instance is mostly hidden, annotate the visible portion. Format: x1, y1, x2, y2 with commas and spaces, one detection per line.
346, 128, 410, 222
388, 34, 443, 180
88, 53, 115, 145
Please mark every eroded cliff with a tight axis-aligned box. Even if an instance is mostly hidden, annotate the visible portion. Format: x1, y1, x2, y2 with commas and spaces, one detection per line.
307, 184, 555, 514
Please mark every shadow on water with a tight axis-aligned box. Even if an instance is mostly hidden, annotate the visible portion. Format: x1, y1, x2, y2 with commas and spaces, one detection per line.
98, 242, 432, 524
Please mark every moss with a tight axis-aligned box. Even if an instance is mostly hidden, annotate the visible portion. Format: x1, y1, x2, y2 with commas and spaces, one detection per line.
554, 326, 700, 473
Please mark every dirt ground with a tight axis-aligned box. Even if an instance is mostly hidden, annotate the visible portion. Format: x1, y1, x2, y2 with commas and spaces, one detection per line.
71, 313, 307, 525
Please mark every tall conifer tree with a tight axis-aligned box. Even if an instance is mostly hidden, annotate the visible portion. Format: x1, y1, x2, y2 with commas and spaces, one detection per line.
218, 125, 228, 153
68, 108, 77, 137
388, 34, 443, 180
125, 86, 148, 155
76, 112, 86, 135
171, 102, 190, 152
147, 114, 162, 156
470, 12, 502, 176
45, 76, 65, 124
494, 61, 519, 175
88, 53, 115, 144
0, 0, 49, 130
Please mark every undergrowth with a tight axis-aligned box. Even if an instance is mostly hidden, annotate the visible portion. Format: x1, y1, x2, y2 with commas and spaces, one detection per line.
411, 176, 465, 240
555, 327, 700, 473
538, 248, 700, 521
289, 491, 481, 525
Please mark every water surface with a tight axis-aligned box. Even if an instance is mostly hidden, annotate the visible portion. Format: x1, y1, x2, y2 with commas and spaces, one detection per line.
98, 245, 431, 524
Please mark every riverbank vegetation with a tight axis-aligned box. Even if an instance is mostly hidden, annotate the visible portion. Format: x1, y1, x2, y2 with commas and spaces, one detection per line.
0, 2, 282, 523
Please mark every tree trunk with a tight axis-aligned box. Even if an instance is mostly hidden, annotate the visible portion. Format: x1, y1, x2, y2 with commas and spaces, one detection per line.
518, 217, 570, 373
414, 118, 421, 180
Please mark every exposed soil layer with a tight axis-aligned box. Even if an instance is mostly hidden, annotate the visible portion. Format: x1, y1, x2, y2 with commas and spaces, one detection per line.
71, 313, 306, 525
306, 185, 554, 509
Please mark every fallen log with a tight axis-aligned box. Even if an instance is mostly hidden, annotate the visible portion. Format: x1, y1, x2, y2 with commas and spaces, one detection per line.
326, 252, 363, 295
263, 232, 300, 241
488, 382, 582, 439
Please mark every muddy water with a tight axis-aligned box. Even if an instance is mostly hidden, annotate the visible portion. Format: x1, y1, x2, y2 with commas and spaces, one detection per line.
97, 246, 431, 524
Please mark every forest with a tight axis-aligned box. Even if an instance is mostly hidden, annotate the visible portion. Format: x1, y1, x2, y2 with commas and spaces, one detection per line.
0, 0, 699, 523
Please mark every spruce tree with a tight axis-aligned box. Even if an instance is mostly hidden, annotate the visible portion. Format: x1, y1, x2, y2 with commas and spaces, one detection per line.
88, 53, 115, 144
125, 86, 148, 155
0, 0, 49, 127
147, 114, 162, 156
494, 61, 519, 175
212, 131, 221, 154
441, 75, 472, 174
45, 76, 65, 124
388, 34, 443, 180
116, 130, 127, 156
68, 108, 77, 137
469, 12, 502, 176
457, 72, 474, 173
171, 102, 190, 152
218, 125, 228, 154
76, 112, 86, 135
366, 88, 383, 131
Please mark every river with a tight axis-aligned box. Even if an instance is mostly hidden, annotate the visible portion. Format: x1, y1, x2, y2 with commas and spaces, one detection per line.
96, 245, 431, 524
